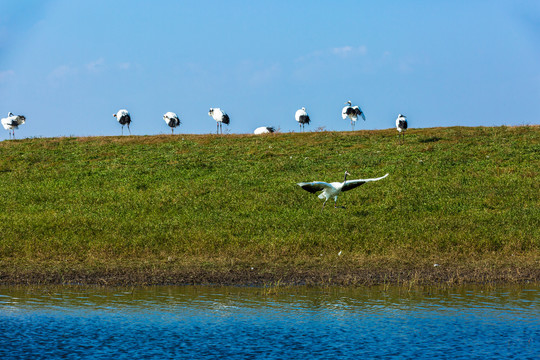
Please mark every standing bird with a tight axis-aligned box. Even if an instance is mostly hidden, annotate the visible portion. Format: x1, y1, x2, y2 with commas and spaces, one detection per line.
163, 112, 181, 134
396, 114, 408, 143
342, 101, 365, 130
208, 108, 230, 134
1, 112, 26, 139
113, 109, 131, 135
254, 126, 275, 135
295, 107, 310, 132
298, 171, 389, 211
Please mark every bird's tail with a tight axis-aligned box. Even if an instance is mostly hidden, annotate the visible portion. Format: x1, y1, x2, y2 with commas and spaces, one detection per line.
222, 114, 230, 125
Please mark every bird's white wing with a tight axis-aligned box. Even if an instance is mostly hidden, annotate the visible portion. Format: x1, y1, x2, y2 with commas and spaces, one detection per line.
297, 181, 333, 194
1, 117, 10, 129
254, 126, 269, 134
295, 109, 306, 122
352, 106, 365, 121
341, 106, 349, 119
341, 174, 389, 192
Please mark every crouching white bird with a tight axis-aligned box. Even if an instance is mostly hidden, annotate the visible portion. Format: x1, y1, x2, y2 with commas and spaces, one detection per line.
295, 107, 310, 132
396, 114, 408, 143
1, 112, 26, 139
342, 101, 365, 130
113, 109, 131, 135
254, 126, 275, 135
163, 112, 181, 134
297, 171, 389, 211
208, 108, 230, 134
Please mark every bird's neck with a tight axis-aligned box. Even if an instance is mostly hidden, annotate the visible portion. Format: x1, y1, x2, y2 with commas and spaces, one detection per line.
343, 173, 348, 182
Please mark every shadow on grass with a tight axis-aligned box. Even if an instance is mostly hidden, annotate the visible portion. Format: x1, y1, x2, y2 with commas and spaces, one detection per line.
419, 136, 442, 143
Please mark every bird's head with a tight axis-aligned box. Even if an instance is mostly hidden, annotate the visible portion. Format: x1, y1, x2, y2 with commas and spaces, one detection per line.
343, 171, 350, 181
302, 107, 306, 111
8, 112, 13, 117
345, 101, 352, 105
113, 113, 117, 118
208, 108, 214, 116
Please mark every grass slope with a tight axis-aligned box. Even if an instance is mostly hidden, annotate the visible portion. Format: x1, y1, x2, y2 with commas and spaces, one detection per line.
0, 126, 538, 285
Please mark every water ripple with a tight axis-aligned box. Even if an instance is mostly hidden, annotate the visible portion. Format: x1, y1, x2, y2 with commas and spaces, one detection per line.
0, 285, 538, 359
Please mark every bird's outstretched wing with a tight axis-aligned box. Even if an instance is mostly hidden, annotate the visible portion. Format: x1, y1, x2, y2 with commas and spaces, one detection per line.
359, 110, 366, 121
341, 173, 388, 192
14, 115, 25, 125
297, 181, 332, 194
341, 106, 350, 119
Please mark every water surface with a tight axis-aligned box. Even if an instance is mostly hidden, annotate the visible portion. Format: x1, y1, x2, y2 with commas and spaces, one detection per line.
0, 285, 538, 359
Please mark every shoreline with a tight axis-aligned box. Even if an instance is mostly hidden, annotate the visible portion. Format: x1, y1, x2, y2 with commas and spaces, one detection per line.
2, 256, 538, 287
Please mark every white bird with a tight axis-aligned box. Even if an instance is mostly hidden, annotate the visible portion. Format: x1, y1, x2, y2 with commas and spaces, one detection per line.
1, 112, 26, 139
163, 112, 181, 134
208, 108, 230, 134
254, 126, 275, 135
396, 114, 408, 143
342, 101, 365, 130
298, 171, 389, 211
113, 109, 131, 135
295, 107, 310, 132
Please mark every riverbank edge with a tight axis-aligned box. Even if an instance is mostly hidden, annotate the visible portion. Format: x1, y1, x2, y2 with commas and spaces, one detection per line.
1, 256, 538, 287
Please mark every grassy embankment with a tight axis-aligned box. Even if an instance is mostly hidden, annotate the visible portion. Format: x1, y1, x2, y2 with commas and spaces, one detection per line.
0, 126, 538, 285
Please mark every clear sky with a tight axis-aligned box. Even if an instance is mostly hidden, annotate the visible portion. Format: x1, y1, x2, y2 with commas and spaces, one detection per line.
1, 1, 539, 138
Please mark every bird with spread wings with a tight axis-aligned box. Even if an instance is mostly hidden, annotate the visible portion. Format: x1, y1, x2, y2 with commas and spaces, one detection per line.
298, 171, 389, 210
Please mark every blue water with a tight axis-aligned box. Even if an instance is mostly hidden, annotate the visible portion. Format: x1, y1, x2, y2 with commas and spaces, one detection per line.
0, 286, 538, 359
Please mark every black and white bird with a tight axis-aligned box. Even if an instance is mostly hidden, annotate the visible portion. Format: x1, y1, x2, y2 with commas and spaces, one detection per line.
396, 114, 408, 143
342, 101, 365, 130
295, 107, 310, 132
208, 108, 230, 134
298, 171, 389, 211
163, 112, 181, 134
1, 112, 26, 139
254, 126, 275, 135
113, 109, 131, 135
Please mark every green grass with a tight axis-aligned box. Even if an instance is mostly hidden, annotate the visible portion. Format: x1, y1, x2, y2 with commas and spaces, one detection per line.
0, 126, 538, 284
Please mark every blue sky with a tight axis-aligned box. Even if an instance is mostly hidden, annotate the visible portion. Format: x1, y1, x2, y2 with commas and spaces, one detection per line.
1, 1, 539, 138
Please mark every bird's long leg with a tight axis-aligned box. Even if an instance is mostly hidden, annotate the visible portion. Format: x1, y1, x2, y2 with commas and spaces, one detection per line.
128, 124, 131, 135
121, 126, 124, 136
334, 197, 346, 209
321, 199, 328, 212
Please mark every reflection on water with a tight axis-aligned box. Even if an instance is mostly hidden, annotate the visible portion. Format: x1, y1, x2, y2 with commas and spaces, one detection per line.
0, 285, 538, 359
